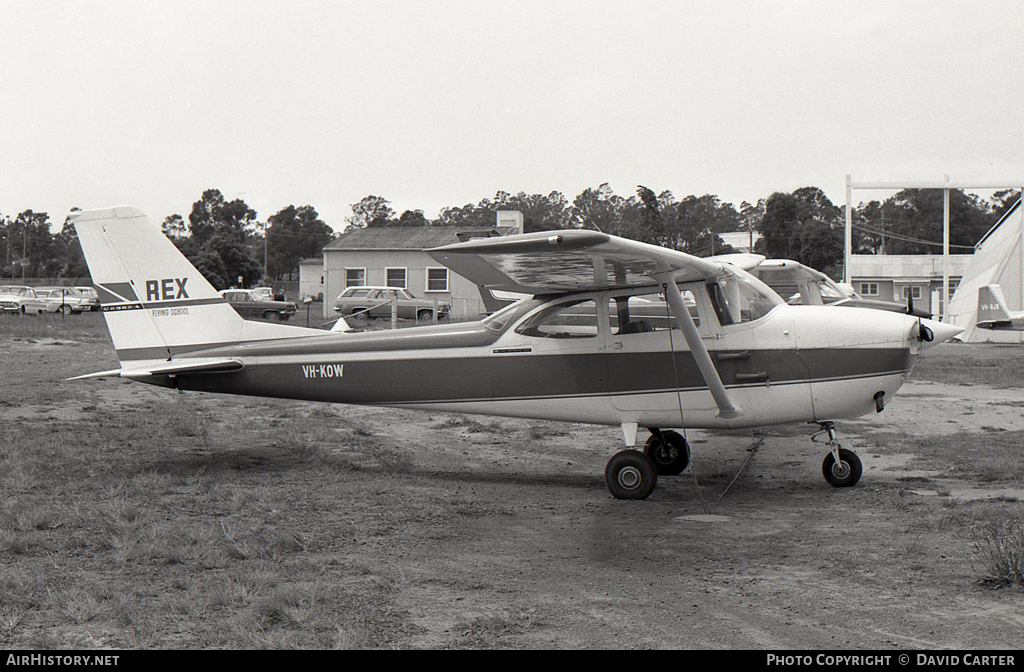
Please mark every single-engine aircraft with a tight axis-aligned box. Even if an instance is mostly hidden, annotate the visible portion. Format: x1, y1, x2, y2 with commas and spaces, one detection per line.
976, 284, 1024, 331
69, 206, 962, 500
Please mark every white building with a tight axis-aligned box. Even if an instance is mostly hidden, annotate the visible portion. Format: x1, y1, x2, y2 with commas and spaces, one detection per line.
848, 253, 973, 318
321, 224, 515, 320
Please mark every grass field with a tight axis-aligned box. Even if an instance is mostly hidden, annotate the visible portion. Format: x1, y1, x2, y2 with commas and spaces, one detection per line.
2, 312, 1024, 649
0, 313, 437, 647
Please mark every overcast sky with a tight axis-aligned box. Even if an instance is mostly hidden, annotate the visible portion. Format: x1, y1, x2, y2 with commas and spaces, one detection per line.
2, 0, 1022, 232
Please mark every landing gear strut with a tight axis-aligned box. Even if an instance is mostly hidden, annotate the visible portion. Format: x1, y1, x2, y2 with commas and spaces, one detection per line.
817, 422, 862, 487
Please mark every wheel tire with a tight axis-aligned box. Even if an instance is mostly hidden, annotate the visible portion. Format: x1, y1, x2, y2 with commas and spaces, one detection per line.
417, 309, 432, 321
263, 311, 281, 322
644, 430, 690, 476
59, 304, 72, 315
822, 448, 863, 487
605, 450, 658, 500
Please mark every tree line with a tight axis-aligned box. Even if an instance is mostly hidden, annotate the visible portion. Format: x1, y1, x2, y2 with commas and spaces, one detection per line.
2, 184, 1019, 288
0, 189, 335, 289
346, 184, 1020, 279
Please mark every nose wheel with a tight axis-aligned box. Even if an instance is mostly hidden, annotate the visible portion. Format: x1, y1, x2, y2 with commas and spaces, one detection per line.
817, 422, 862, 487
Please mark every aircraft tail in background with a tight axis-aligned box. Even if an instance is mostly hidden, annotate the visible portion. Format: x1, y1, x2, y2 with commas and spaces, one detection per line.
975, 284, 1024, 330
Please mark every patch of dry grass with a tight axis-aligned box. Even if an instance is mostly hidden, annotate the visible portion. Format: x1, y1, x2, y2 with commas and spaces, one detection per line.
912, 344, 1024, 388
970, 511, 1024, 589
889, 430, 1024, 483
433, 414, 505, 433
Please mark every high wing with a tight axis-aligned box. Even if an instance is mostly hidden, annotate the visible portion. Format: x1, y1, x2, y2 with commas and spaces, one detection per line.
430, 230, 745, 419
428, 230, 725, 295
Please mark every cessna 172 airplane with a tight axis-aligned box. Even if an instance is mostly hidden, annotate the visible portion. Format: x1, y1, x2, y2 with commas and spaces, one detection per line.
70, 206, 962, 500
976, 284, 1024, 331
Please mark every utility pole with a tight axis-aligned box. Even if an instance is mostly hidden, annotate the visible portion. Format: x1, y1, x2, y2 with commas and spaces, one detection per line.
262, 220, 268, 284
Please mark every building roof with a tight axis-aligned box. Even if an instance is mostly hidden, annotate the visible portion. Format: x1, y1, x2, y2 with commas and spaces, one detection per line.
325, 226, 508, 251
849, 254, 973, 281
324, 225, 522, 251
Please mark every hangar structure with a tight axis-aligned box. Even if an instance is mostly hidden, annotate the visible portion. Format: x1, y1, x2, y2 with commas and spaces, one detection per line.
947, 198, 1024, 343
844, 176, 1024, 328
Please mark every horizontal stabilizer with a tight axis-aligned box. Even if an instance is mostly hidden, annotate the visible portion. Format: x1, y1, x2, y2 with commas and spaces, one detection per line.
69, 357, 244, 381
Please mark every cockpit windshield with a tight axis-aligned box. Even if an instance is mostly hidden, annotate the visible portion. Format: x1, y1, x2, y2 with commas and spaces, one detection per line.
708, 267, 784, 325
481, 298, 543, 333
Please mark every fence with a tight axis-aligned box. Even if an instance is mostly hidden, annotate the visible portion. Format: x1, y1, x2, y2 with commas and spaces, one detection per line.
1, 278, 95, 287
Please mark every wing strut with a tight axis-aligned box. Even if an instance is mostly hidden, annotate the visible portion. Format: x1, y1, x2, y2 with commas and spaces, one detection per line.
661, 278, 743, 421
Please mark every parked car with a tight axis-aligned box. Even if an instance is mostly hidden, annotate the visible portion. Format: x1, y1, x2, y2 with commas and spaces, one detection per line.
332, 286, 450, 320
0, 285, 47, 314
219, 288, 297, 322
74, 286, 102, 311
248, 286, 278, 301
34, 286, 98, 314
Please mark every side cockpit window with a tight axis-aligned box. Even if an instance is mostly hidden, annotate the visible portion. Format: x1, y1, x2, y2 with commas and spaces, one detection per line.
515, 299, 600, 338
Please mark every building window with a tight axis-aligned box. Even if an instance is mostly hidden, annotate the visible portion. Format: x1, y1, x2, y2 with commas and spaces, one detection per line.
426, 268, 449, 292
345, 268, 365, 287
859, 282, 879, 296
386, 268, 407, 289
902, 286, 922, 300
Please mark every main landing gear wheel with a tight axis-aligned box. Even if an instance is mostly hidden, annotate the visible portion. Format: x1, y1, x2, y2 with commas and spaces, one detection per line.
644, 430, 690, 476
822, 449, 863, 488
605, 450, 658, 500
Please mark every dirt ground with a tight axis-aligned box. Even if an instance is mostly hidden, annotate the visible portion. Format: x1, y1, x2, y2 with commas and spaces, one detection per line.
3, 324, 1024, 649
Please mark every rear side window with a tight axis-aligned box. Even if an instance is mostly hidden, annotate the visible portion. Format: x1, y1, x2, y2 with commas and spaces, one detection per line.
607, 290, 699, 335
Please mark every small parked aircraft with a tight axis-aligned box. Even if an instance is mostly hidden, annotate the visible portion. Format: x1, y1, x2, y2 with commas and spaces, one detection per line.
976, 284, 1024, 330
70, 206, 962, 499
730, 257, 932, 318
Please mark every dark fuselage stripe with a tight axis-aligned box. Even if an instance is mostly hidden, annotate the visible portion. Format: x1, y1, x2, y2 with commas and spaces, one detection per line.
174, 348, 914, 406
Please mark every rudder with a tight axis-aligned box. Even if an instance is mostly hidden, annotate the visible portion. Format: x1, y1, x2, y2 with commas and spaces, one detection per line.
978, 284, 1011, 324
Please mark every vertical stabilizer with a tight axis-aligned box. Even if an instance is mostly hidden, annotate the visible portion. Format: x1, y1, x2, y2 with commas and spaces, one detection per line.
72, 206, 322, 365
978, 284, 1011, 325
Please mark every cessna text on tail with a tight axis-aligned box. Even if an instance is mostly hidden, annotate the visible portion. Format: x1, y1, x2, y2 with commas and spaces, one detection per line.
70, 206, 961, 500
